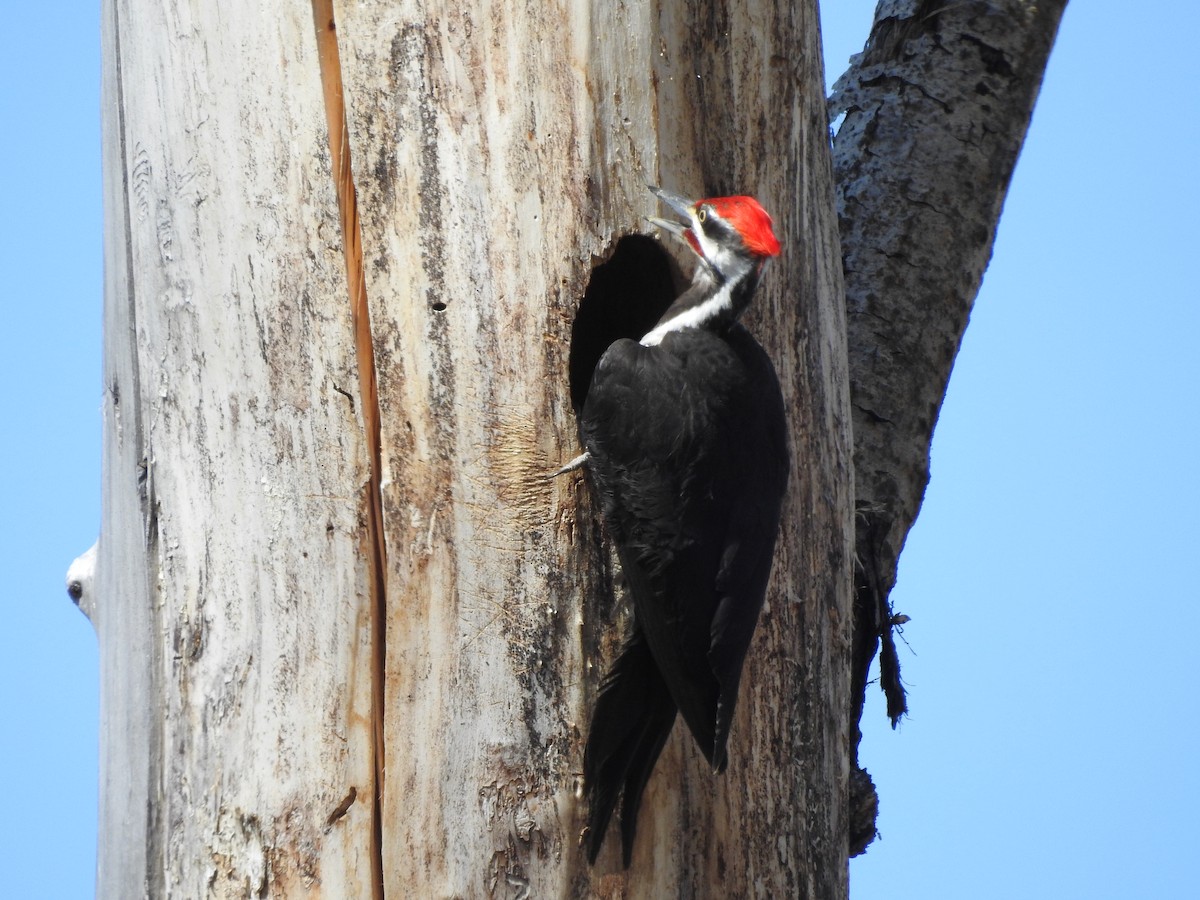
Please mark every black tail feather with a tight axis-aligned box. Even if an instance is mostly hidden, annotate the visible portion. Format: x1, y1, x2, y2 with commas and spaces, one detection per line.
616, 697, 676, 866
584, 629, 677, 866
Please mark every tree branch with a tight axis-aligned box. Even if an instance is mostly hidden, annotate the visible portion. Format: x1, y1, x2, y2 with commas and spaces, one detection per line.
830, 0, 1068, 855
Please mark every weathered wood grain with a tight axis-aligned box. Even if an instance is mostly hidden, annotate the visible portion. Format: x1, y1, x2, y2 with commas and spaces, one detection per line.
99, 2, 378, 896
334, 0, 851, 895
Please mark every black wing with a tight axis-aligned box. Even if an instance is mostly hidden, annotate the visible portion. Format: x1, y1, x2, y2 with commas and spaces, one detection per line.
580, 325, 787, 861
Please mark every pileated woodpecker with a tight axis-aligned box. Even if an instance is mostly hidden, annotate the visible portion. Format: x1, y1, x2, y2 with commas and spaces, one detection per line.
579, 186, 789, 866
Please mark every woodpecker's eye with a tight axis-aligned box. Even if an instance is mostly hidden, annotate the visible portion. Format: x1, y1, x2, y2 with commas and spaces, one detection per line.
697, 208, 707, 223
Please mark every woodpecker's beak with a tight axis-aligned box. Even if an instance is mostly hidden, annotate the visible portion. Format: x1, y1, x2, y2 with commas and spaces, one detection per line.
646, 214, 688, 239
648, 185, 696, 222
647, 185, 707, 266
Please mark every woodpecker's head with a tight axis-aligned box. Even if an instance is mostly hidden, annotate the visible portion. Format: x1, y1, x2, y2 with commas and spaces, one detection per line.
648, 186, 781, 283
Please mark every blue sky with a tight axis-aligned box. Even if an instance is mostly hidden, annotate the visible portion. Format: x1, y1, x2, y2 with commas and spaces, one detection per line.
1, 2, 1196, 896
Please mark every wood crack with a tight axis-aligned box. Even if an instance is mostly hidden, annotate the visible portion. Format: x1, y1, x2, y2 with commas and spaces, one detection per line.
311, 4, 387, 899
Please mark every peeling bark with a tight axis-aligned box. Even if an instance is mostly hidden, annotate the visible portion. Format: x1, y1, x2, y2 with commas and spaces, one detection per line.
829, 0, 1068, 855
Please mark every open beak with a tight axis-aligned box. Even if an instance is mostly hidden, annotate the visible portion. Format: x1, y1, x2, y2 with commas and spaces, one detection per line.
646, 214, 687, 238
647, 185, 707, 265
649, 184, 694, 219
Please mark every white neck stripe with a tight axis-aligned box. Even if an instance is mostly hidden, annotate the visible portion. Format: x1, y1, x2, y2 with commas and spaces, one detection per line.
640, 279, 736, 346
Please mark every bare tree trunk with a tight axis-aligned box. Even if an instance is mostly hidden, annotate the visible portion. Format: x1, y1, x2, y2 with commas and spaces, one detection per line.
333, 0, 850, 895
829, 0, 1068, 854
98, 2, 378, 896
99, 0, 849, 897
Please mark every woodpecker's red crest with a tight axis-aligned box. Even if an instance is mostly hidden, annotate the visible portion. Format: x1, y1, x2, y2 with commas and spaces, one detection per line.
648, 187, 781, 274
700, 196, 781, 258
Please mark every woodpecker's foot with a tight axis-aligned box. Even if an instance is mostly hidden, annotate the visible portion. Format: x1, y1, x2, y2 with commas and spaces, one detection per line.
549, 452, 589, 479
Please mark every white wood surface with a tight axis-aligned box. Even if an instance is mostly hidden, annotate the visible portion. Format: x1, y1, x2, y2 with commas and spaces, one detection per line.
100, 2, 378, 896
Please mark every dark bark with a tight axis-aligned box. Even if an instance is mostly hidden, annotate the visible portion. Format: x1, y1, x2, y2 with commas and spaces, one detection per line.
829, 0, 1068, 855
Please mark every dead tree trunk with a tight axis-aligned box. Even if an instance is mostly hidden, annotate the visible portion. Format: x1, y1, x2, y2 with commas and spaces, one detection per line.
95, 0, 1065, 894
98, 2, 379, 896
98, 0, 848, 897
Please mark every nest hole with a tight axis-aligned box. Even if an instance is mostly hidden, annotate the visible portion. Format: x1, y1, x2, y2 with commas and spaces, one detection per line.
567, 234, 680, 414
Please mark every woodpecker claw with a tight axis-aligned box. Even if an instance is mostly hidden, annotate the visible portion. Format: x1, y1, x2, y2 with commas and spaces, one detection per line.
549, 452, 589, 479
